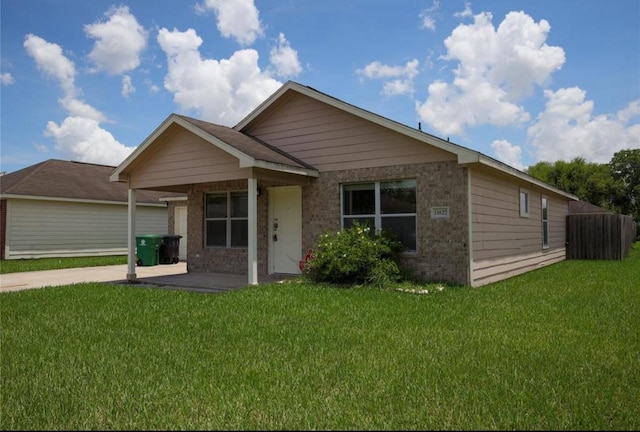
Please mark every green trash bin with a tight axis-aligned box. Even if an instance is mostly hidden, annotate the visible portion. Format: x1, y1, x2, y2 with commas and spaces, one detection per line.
136, 234, 163, 266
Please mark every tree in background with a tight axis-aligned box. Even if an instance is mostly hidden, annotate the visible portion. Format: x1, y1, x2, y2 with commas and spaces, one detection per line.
526, 157, 624, 213
609, 149, 640, 221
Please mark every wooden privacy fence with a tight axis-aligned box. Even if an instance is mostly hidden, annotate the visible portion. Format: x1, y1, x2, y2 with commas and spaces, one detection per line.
566, 213, 637, 260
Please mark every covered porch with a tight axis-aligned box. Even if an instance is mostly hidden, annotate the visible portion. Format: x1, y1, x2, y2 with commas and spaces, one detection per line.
110, 114, 318, 286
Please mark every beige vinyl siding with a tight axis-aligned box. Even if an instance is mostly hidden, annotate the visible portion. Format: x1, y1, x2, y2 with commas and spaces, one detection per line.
470, 167, 569, 286
243, 93, 456, 171
128, 127, 251, 190
4, 199, 167, 259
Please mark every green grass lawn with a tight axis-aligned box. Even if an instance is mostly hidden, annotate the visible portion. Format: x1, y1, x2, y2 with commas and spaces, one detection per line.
1, 245, 639, 430
0, 255, 127, 274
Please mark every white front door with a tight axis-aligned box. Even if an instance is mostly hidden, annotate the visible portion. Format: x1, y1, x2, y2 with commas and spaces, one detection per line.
174, 206, 188, 261
268, 186, 302, 274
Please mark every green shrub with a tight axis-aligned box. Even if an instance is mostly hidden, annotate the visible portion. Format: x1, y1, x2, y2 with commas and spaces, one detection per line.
302, 220, 405, 287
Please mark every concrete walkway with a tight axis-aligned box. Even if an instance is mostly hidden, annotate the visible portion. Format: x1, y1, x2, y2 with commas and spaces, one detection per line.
0, 262, 281, 294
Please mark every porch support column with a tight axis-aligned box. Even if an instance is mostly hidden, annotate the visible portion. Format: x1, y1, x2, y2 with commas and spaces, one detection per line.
127, 187, 137, 283
248, 177, 258, 285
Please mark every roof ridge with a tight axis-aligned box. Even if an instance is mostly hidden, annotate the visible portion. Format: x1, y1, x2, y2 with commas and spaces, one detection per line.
70, 160, 116, 168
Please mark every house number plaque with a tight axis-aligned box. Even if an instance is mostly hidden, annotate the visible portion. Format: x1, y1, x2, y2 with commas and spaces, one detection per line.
430, 206, 450, 219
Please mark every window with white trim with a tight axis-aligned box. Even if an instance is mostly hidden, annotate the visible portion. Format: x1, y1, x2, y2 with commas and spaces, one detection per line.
519, 188, 529, 218
541, 196, 549, 248
205, 191, 248, 247
342, 179, 417, 252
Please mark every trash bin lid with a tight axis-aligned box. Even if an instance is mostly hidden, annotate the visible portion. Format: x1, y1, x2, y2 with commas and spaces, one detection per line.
137, 234, 164, 238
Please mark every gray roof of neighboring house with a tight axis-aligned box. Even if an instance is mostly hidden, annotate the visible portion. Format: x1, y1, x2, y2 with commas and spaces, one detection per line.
568, 200, 614, 214
0, 159, 184, 204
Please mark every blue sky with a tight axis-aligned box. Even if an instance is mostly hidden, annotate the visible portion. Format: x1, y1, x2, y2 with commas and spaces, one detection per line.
1, 0, 638, 174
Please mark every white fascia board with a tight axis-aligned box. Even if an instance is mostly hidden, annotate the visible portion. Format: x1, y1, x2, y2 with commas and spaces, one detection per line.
248, 160, 319, 177
110, 114, 256, 183
159, 196, 189, 202
0, 194, 167, 207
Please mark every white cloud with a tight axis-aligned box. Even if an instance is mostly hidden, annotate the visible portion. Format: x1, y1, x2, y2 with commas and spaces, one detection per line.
528, 87, 640, 163
24, 34, 134, 165
157, 27, 282, 125
121, 75, 135, 98
419, 0, 440, 31
356, 59, 420, 96
454, 2, 473, 18
197, 0, 263, 45
46, 117, 134, 165
24, 34, 77, 96
491, 139, 525, 170
145, 79, 160, 94
60, 97, 107, 122
1, 72, 14, 85
269, 33, 302, 77
84, 5, 147, 75
416, 11, 565, 136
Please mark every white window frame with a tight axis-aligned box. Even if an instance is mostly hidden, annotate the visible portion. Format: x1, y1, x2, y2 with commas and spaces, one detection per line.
541, 196, 549, 249
519, 188, 530, 218
340, 179, 417, 253
204, 191, 248, 248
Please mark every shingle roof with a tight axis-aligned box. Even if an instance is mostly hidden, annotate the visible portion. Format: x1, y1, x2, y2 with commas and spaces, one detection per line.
568, 200, 613, 214
0, 159, 183, 204
176, 114, 315, 170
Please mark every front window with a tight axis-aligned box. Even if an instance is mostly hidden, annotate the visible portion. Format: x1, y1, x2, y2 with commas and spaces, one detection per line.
342, 180, 417, 252
205, 191, 248, 247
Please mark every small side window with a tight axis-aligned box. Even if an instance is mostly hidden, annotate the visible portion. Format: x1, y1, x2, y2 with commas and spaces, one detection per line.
519, 188, 529, 218
542, 196, 549, 249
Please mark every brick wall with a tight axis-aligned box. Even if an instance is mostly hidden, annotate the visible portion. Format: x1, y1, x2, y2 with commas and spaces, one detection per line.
186, 178, 291, 275
301, 161, 470, 285
183, 161, 470, 285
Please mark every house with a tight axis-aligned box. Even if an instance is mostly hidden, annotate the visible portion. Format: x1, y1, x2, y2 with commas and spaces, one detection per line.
110, 81, 578, 287
0, 159, 178, 260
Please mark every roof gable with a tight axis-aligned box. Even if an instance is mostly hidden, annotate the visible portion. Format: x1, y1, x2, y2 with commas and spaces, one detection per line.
235, 81, 480, 164
110, 114, 318, 183
234, 81, 578, 201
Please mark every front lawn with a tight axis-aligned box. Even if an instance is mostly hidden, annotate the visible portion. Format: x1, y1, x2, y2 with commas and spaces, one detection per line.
1, 244, 639, 430
0, 255, 127, 274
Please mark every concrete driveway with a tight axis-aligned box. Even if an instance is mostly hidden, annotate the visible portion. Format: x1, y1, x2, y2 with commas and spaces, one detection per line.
0, 262, 272, 294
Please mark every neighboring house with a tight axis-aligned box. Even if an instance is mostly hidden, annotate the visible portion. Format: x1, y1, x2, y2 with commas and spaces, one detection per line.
0, 159, 178, 260
111, 81, 578, 287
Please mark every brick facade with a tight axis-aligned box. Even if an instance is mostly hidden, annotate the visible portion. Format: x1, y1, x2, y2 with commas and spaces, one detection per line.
302, 161, 470, 285
182, 161, 470, 285
186, 178, 292, 276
